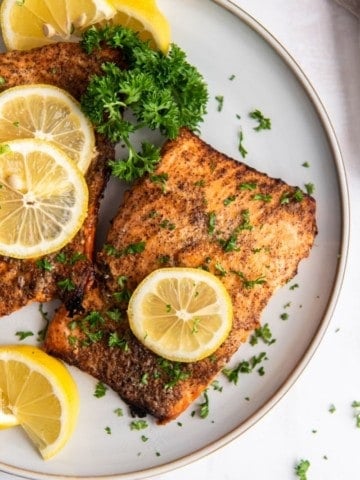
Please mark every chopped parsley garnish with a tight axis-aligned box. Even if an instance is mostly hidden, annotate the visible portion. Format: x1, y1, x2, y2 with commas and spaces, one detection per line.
117, 275, 128, 289
0, 76, 6, 86
94, 381, 108, 398
215, 95, 224, 111
140, 373, 149, 385
198, 391, 210, 419
302, 161, 310, 168
218, 209, 253, 252
280, 312, 289, 321
69, 311, 106, 347
157, 357, 190, 389
249, 109, 271, 131
130, 420, 148, 431
104, 241, 146, 257
157, 254, 170, 265
238, 129, 247, 158
208, 211, 216, 235
223, 194, 236, 206
106, 308, 123, 322
222, 352, 268, 384
250, 323, 276, 346
289, 283, 299, 290
105, 426, 112, 435
351, 401, 360, 427
81, 25, 208, 182
211, 380, 223, 392
214, 262, 227, 277
191, 317, 201, 334
194, 179, 205, 187
55, 252, 67, 263
114, 407, 124, 417
293, 189, 304, 202
252, 193, 272, 203
150, 172, 169, 192
57, 278, 76, 291
54, 251, 86, 265
36, 258, 53, 271
37, 303, 50, 342
15, 331, 34, 341
294, 459, 310, 480
328, 403, 336, 414
232, 270, 266, 289
0, 144, 10, 155
304, 182, 315, 195
159, 218, 176, 230
238, 182, 257, 191
108, 332, 129, 351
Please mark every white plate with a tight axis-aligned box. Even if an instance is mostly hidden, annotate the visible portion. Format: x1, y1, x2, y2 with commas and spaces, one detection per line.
0, 0, 349, 478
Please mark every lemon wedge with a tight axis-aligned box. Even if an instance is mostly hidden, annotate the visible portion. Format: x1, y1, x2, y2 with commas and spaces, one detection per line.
0, 138, 88, 259
128, 268, 233, 363
106, 0, 171, 53
0, 345, 79, 459
0, 0, 116, 50
0, 84, 95, 173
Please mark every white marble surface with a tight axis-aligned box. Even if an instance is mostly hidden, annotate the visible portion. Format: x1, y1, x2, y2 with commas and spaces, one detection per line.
2, 0, 360, 479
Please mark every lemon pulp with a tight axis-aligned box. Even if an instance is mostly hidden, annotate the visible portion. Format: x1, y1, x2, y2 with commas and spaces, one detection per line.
128, 268, 233, 363
0, 138, 88, 259
107, 0, 171, 53
0, 345, 79, 459
0, 0, 116, 50
0, 84, 95, 173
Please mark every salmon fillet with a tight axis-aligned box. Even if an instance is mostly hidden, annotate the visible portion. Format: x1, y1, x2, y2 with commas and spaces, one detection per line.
44, 128, 317, 423
0, 42, 124, 316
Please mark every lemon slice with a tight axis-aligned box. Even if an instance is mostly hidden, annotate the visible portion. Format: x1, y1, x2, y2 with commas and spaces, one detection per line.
0, 345, 79, 459
0, 138, 88, 259
0, 0, 116, 50
106, 0, 171, 53
0, 390, 19, 430
0, 84, 95, 173
128, 268, 233, 363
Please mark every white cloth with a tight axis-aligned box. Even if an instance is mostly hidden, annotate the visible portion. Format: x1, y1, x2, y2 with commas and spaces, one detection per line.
335, 0, 360, 16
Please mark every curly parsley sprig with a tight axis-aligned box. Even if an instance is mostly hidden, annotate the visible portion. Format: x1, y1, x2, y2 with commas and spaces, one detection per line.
81, 26, 209, 182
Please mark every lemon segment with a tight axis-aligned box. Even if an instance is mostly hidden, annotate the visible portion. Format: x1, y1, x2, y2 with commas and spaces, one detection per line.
0, 138, 88, 259
0, 0, 116, 50
0, 345, 79, 459
128, 268, 233, 363
0, 390, 19, 429
0, 84, 95, 173
106, 0, 171, 53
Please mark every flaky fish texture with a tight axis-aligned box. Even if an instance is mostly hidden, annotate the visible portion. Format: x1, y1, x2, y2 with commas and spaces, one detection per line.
44, 128, 317, 423
0, 42, 124, 316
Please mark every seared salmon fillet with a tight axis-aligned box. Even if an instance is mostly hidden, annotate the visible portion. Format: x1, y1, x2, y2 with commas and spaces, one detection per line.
44, 128, 317, 423
0, 42, 124, 316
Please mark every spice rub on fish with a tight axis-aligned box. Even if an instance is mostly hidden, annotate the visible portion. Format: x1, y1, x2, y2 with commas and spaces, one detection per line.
44, 128, 317, 423
0, 42, 124, 317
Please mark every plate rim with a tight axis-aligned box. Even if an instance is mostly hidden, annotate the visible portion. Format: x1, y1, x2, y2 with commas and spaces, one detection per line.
0, 1, 350, 479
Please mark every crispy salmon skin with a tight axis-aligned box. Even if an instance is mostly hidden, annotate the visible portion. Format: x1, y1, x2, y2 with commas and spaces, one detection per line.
44, 128, 317, 423
0, 42, 124, 316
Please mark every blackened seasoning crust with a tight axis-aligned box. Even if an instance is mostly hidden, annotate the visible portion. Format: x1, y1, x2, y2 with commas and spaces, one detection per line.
0, 42, 124, 315
45, 129, 317, 423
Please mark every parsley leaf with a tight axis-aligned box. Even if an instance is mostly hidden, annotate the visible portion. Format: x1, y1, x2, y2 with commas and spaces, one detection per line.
15, 331, 34, 341
81, 26, 208, 182
94, 381, 108, 398
294, 459, 310, 480
249, 109, 271, 131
